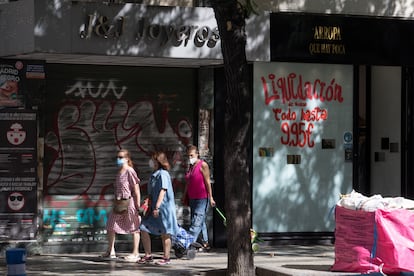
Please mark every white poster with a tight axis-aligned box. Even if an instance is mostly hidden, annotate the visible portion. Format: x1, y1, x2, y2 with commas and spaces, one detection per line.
253, 62, 353, 232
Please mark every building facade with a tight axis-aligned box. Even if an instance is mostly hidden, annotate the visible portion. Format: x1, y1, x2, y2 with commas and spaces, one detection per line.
1, 0, 414, 252
0, 0, 269, 253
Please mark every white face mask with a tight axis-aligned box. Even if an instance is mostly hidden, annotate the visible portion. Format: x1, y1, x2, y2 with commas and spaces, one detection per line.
189, 157, 197, 165
149, 159, 155, 169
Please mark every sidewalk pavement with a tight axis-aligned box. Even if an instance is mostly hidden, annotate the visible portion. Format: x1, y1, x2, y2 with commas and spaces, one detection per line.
0, 244, 361, 276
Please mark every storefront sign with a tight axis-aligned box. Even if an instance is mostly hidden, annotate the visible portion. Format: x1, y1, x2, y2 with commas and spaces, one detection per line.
79, 14, 219, 49
270, 13, 414, 65
253, 62, 353, 233
74, 3, 221, 55
309, 25, 345, 55
259, 71, 344, 148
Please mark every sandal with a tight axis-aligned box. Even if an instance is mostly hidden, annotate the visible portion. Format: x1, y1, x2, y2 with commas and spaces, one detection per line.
156, 258, 171, 265
137, 255, 153, 264
123, 254, 139, 262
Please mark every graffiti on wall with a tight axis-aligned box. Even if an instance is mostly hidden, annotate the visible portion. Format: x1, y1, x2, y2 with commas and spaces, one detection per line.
45, 79, 191, 196
64, 80, 127, 99
42, 77, 193, 242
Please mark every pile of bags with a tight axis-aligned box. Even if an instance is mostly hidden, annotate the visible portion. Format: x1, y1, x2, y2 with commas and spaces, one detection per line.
336, 190, 414, 211
331, 190, 414, 274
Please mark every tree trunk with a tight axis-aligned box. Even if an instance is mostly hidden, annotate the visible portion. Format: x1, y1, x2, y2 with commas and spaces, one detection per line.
212, 1, 254, 275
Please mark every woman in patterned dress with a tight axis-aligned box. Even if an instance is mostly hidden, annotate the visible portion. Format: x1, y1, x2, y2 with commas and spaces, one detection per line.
101, 149, 141, 260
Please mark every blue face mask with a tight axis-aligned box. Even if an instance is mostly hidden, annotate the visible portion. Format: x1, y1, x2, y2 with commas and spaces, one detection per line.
116, 158, 125, 167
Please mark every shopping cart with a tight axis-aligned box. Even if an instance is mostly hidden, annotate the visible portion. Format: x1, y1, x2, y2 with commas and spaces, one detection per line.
171, 224, 202, 259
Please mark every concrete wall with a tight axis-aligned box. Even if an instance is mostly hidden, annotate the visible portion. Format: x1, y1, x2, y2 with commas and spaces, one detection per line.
0, 0, 34, 56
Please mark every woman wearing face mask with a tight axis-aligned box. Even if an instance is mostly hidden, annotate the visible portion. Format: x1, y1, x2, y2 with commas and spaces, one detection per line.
101, 149, 141, 261
138, 151, 178, 265
182, 144, 216, 251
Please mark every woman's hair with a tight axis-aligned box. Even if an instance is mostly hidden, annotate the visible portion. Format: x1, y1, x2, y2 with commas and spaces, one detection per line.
119, 148, 133, 167
152, 151, 171, 171
187, 144, 198, 154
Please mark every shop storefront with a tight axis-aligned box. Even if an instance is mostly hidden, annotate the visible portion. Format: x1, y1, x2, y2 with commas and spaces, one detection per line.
0, 0, 269, 253
5, 0, 414, 252
250, 12, 414, 243
41, 64, 198, 249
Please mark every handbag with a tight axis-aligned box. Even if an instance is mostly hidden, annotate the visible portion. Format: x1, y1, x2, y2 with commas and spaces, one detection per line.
113, 197, 130, 214
139, 196, 151, 218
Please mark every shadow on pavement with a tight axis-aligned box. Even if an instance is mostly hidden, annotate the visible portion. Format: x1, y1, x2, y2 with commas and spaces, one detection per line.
283, 264, 334, 272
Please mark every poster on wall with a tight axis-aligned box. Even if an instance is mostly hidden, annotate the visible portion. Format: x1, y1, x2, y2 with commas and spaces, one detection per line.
0, 61, 24, 108
0, 59, 46, 109
0, 110, 37, 241
253, 62, 353, 233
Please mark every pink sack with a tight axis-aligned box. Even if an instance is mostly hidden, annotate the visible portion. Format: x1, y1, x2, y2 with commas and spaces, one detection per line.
331, 206, 382, 273
375, 208, 414, 274
332, 206, 414, 273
